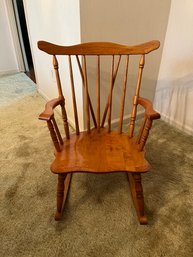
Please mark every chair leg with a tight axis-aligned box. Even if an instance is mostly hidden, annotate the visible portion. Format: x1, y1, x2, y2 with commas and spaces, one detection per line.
127, 173, 148, 225
55, 173, 72, 221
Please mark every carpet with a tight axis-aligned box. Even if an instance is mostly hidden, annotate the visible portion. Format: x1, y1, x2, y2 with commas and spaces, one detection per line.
0, 73, 36, 107
0, 73, 193, 257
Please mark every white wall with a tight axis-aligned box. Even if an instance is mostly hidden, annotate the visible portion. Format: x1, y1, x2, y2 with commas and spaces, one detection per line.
0, 0, 18, 75
80, 0, 171, 125
23, 0, 83, 129
154, 0, 193, 135
23, 0, 171, 131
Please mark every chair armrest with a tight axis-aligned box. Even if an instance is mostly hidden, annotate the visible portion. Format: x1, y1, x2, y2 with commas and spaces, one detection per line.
137, 97, 160, 120
39, 97, 64, 121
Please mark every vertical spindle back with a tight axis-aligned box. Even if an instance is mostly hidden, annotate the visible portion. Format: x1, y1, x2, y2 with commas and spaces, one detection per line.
38, 40, 160, 136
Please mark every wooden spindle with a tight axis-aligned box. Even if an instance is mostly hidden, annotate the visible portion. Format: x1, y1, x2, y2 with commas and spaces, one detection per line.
53, 55, 70, 138
101, 55, 121, 127
83, 56, 90, 133
138, 119, 152, 151
68, 55, 80, 135
136, 117, 147, 144
52, 117, 63, 146
108, 55, 115, 133
76, 55, 97, 128
76, 55, 84, 79
97, 55, 100, 131
119, 55, 129, 133
129, 55, 145, 138
53, 55, 63, 97
47, 120, 61, 152
60, 102, 70, 139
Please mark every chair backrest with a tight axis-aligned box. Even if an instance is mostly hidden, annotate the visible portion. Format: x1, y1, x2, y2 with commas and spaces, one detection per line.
38, 40, 160, 136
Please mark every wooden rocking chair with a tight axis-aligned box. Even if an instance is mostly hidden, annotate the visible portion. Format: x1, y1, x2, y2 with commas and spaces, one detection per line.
38, 40, 160, 225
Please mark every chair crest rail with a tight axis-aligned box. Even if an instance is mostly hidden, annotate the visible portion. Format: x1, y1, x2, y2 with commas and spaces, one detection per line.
38, 40, 160, 55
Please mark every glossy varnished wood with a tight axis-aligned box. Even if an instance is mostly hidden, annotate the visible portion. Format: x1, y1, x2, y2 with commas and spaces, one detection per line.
108, 56, 114, 132
47, 120, 61, 152
101, 55, 121, 127
83, 56, 90, 133
68, 55, 79, 135
55, 173, 72, 220
51, 128, 150, 174
60, 101, 70, 139
129, 55, 145, 138
76, 55, 97, 128
119, 55, 129, 133
127, 173, 147, 224
96, 55, 100, 131
53, 55, 63, 97
38, 39, 161, 224
38, 40, 160, 55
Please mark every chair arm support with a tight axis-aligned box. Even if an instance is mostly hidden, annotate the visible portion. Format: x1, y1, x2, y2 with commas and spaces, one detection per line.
136, 97, 160, 151
38, 97, 64, 121
137, 97, 160, 120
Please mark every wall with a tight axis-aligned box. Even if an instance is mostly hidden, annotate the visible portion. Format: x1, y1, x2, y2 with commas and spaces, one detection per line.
22, 0, 171, 131
80, 0, 171, 125
154, 0, 193, 135
0, 0, 18, 75
23, 0, 83, 128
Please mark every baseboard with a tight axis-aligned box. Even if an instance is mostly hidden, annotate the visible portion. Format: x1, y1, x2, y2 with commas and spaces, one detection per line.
100, 110, 144, 130
111, 110, 144, 126
0, 70, 19, 76
161, 113, 193, 135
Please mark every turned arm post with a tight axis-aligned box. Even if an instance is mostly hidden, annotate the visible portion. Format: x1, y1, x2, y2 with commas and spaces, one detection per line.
136, 97, 160, 151
137, 118, 152, 151
60, 101, 70, 139
47, 118, 62, 152
39, 99, 65, 152
39, 97, 70, 151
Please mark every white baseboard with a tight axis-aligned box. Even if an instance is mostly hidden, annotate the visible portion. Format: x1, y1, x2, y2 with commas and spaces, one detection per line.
0, 69, 19, 76
37, 88, 49, 101
102, 110, 144, 129
161, 113, 193, 135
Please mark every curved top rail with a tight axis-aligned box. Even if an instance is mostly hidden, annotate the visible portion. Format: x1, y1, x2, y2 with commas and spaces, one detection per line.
37, 40, 160, 55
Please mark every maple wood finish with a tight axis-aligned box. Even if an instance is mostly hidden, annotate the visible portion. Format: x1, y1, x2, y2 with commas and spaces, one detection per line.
38, 40, 160, 224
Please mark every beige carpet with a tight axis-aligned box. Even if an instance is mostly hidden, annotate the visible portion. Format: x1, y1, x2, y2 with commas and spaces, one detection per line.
0, 75, 193, 257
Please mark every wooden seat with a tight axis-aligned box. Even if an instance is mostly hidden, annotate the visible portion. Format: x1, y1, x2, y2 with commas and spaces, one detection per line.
51, 128, 150, 174
38, 40, 161, 224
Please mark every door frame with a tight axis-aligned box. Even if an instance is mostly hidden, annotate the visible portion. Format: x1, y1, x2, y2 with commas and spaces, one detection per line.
5, 0, 25, 72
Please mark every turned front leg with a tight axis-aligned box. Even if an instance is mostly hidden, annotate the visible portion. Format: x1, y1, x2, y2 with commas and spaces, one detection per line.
55, 174, 66, 220
55, 173, 72, 221
47, 120, 61, 152
127, 173, 147, 225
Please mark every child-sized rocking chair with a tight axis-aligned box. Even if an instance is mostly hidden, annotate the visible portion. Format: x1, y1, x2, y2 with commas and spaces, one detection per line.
38, 40, 160, 224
